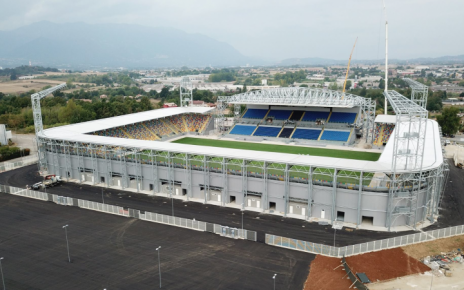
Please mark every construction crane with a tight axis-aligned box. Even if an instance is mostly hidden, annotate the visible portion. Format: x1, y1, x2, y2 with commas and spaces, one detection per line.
342, 37, 358, 96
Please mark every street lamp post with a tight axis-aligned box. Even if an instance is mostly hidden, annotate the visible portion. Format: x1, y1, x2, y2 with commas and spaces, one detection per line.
0, 257, 5, 290
101, 187, 105, 204
272, 274, 277, 290
332, 222, 343, 249
63, 225, 71, 263
156, 246, 162, 288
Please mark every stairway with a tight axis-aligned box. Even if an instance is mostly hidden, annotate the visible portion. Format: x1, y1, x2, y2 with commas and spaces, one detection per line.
160, 118, 179, 134
142, 123, 160, 140
182, 115, 189, 132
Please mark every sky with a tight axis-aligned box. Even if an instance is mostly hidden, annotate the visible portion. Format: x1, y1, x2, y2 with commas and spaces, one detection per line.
1, 0, 463, 61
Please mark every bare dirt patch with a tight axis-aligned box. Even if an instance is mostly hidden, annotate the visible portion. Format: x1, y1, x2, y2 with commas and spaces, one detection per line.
402, 235, 464, 260
304, 255, 352, 290
346, 248, 430, 283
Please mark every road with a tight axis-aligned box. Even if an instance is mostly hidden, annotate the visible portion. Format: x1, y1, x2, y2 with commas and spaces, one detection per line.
1, 162, 463, 246
0, 193, 313, 290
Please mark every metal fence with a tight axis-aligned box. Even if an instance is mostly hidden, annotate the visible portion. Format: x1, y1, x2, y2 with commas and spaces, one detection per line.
140, 211, 206, 231
0, 184, 48, 201
0, 184, 257, 242
266, 224, 464, 257
0, 155, 38, 173
77, 199, 130, 217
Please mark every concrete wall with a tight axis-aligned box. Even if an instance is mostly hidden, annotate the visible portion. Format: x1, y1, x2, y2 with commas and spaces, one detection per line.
46, 152, 430, 228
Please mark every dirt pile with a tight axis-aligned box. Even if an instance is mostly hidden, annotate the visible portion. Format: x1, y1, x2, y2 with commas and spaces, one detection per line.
346, 248, 430, 282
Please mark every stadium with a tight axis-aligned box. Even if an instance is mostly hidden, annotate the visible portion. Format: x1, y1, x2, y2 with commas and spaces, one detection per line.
34, 81, 448, 230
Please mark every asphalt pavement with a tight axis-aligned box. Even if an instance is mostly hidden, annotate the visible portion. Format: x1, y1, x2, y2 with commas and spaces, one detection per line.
1, 163, 463, 246
0, 193, 313, 290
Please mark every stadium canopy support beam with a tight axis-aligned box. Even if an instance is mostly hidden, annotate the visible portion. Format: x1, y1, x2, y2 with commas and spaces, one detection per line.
307, 166, 313, 220
31, 83, 66, 171
384, 90, 429, 231
404, 78, 428, 109
356, 172, 363, 227
179, 77, 193, 107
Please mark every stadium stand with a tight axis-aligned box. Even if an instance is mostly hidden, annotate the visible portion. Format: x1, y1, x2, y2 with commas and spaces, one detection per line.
278, 127, 295, 138
328, 112, 357, 123
290, 110, 304, 121
320, 130, 351, 142
374, 123, 395, 145
382, 124, 395, 143
301, 111, 330, 122
268, 110, 293, 120
242, 109, 269, 119
91, 113, 211, 140
229, 125, 257, 136
292, 128, 322, 140
253, 126, 282, 137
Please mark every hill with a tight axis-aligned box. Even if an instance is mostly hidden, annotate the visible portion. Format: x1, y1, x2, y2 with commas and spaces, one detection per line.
0, 21, 250, 68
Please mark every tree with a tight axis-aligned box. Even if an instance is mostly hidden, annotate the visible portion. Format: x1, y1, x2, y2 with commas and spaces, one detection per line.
243, 84, 247, 92
10, 70, 17, 80
159, 87, 170, 99
299, 84, 308, 87
436, 106, 461, 135
344, 80, 352, 90
329, 83, 338, 90
149, 79, 155, 84
459, 92, 464, 98
379, 79, 385, 90
426, 96, 443, 112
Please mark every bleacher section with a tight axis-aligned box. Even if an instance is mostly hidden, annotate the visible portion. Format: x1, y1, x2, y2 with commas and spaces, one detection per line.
328, 112, 357, 124
268, 110, 292, 120
278, 127, 295, 138
242, 109, 269, 119
302, 111, 330, 122
253, 126, 281, 137
292, 128, 322, 140
290, 110, 304, 121
229, 125, 257, 136
91, 113, 211, 140
374, 123, 395, 145
229, 107, 360, 144
320, 130, 351, 142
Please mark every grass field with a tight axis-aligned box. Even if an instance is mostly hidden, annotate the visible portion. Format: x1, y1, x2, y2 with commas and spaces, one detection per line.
172, 137, 381, 161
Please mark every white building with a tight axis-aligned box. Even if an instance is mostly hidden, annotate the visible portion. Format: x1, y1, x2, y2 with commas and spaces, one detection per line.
18, 76, 36, 80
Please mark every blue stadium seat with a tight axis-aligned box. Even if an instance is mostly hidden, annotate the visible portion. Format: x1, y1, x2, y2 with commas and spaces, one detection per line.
320, 130, 351, 141
229, 125, 257, 135
253, 126, 281, 137
268, 110, 293, 120
328, 112, 357, 123
242, 109, 269, 119
302, 111, 330, 122
292, 128, 322, 140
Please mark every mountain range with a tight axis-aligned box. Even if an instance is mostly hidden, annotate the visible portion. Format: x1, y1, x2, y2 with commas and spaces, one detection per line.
1, 21, 463, 69
0, 21, 250, 68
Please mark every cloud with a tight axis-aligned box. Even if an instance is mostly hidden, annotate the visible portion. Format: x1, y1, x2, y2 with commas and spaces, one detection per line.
1, 0, 463, 60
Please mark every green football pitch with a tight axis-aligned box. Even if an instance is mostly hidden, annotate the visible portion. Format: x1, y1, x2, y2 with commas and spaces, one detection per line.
172, 137, 381, 161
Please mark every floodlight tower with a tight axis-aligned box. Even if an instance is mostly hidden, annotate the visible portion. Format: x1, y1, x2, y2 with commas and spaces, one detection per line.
180, 77, 193, 107
31, 83, 67, 170
404, 78, 428, 109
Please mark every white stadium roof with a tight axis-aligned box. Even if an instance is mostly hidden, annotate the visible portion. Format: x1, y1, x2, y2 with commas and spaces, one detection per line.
41, 108, 443, 173
374, 114, 397, 124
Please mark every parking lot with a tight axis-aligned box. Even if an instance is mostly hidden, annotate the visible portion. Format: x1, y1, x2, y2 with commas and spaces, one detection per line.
0, 193, 314, 290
